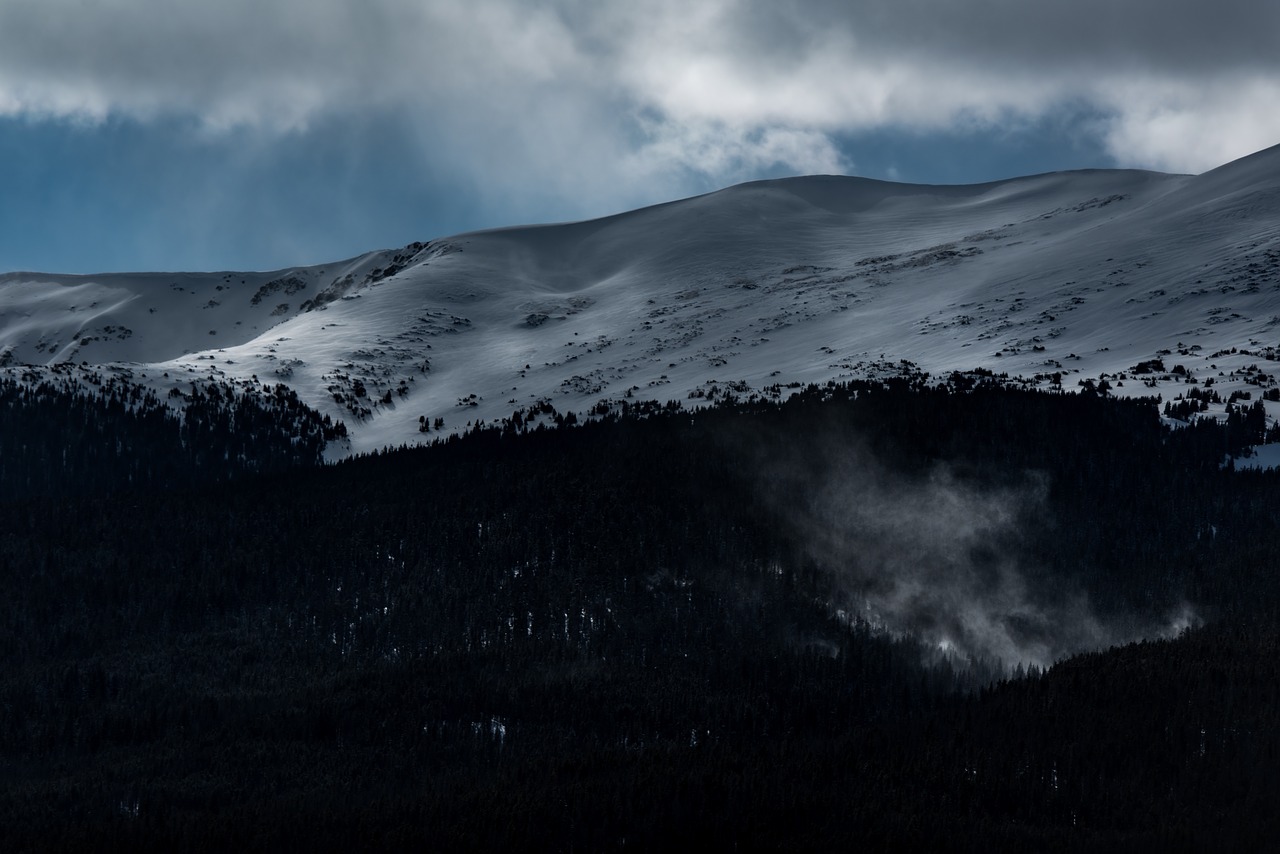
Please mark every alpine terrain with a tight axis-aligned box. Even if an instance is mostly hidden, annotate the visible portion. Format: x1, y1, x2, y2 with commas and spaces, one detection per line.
4, 143, 1280, 455
3, 144, 1280, 852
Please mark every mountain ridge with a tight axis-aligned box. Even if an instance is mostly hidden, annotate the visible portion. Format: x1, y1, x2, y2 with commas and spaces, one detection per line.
3, 143, 1279, 454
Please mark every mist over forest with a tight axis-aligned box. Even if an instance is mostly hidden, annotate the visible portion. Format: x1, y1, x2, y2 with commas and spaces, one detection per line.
3, 371, 1279, 850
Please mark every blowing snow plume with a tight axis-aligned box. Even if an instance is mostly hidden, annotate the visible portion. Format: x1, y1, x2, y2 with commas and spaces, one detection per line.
747, 424, 1193, 672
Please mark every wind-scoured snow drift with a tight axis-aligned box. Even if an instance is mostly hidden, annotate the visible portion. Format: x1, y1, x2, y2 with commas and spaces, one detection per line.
3, 143, 1280, 454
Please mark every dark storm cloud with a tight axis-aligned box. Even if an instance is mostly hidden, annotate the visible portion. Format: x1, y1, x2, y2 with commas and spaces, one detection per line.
0, 0, 1276, 205
725, 1, 1279, 71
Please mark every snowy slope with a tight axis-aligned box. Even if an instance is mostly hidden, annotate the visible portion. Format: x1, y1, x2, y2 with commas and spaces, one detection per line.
3, 143, 1280, 454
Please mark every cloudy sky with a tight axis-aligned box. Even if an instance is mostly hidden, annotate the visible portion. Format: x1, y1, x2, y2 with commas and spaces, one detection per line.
2, 0, 1277, 273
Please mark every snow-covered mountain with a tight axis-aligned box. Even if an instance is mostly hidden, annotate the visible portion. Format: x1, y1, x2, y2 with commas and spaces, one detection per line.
4, 143, 1280, 454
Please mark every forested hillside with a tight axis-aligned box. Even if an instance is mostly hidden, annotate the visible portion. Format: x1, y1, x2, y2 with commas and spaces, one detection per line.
2, 380, 1279, 850
0, 371, 344, 497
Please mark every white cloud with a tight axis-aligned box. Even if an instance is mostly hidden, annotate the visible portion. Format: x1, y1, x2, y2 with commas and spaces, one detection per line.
0, 0, 1277, 202
1095, 76, 1280, 174
626, 119, 849, 184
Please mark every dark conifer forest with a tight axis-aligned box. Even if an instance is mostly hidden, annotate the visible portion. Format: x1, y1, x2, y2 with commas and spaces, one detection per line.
2, 375, 1279, 851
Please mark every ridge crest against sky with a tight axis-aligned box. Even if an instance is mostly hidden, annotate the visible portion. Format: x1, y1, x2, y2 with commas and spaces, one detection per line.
2, 0, 1278, 274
